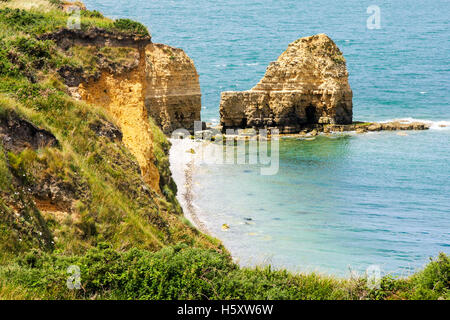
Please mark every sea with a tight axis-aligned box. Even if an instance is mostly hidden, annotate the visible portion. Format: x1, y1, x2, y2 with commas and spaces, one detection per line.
84, 0, 449, 276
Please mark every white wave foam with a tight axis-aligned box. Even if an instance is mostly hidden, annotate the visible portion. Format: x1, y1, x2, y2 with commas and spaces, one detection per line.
379, 118, 450, 130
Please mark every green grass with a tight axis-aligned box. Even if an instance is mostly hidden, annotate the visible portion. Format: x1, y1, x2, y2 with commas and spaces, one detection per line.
0, 2, 149, 35
0, 244, 448, 300
113, 18, 149, 36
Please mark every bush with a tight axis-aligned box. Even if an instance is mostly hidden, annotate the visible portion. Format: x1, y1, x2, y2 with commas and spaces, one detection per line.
410, 253, 450, 299
113, 18, 149, 36
2, 244, 449, 300
0, 47, 17, 76
81, 10, 103, 19
0, 8, 44, 30
11, 37, 52, 59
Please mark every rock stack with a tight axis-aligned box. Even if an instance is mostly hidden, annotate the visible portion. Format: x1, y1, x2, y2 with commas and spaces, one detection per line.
219, 34, 353, 133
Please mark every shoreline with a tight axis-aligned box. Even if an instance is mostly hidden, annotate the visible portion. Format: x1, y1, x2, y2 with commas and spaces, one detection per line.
169, 138, 211, 235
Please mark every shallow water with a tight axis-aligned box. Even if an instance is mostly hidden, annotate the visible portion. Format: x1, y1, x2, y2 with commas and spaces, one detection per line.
192, 132, 450, 275
85, 0, 450, 276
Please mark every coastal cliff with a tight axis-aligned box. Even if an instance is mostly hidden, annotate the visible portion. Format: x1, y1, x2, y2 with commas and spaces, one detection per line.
43, 28, 201, 191
220, 34, 353, 133
145, 44, 201, 134
0, 0, 217, 260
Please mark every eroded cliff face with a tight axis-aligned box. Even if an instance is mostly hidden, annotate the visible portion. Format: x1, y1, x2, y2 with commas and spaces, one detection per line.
78, 47, 161, 193
220, 34, 353, 133
145, 44, 201, 134
53, 29, 201, 193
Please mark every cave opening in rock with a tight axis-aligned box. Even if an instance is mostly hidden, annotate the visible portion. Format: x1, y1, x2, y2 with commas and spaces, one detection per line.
305, 105, 316, 124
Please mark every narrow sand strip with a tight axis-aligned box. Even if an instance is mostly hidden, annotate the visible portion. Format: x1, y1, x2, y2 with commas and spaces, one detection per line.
169, 138, 210, 235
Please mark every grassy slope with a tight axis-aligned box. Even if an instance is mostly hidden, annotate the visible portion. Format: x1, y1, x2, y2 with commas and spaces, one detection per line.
0, 0, 448, 300
0, 0, 219, 268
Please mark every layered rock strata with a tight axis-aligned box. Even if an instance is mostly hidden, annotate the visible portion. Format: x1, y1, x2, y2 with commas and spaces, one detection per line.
49, 28, 201, 192
144, 44, 201, 134
220, 34, 353, 133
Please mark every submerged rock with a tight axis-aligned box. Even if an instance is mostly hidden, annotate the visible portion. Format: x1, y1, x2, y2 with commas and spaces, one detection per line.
220, 34, 353, 133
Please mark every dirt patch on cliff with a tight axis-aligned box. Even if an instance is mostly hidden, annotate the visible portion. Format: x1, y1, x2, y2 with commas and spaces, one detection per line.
0, 111, 59, 153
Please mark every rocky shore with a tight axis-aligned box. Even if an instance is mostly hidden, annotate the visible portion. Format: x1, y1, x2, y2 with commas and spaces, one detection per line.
168, 138, 210, 234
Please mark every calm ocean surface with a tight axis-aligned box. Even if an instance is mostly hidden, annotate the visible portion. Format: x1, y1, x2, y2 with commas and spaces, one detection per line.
84, 0, 449, 276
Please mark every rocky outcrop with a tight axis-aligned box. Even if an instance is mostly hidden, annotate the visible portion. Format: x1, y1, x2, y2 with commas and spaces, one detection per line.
39, 27, 152, 51
144, 44, 201, 134
48, 28, 201, 135
61, 1, 87, 12
220, 34, 353, 133
78, 45, 162, 192
50, 27, 201, 192
0, 111, 59, 153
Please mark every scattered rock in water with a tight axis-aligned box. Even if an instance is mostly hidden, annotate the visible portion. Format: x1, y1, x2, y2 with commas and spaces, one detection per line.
221, 223, 230, 231
367, 123, 382, 132
356, 128, 367, 134
295, 210, 313, 215
244, 217, 253, 221
187, 148, 196, 154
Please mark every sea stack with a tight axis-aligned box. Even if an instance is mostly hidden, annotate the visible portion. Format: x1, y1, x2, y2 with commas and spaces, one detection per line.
219, 34, 353, 133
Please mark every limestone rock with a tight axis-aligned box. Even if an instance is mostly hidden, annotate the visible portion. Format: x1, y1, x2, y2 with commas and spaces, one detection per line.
220, 34, 353, 133
57, 29, 202, 192
144, 44, 201, 134
61, 1, 87, 12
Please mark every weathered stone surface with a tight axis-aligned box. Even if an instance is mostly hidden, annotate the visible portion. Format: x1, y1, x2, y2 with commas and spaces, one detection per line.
78, 48, 162, 193
220, 34, 353, 133
144, 44, 201, 134
39, 27, 151, 50
44, 22, 202, 193
88, 119, 123, 142
0, 111, 59, 153
61, 1, 87, 12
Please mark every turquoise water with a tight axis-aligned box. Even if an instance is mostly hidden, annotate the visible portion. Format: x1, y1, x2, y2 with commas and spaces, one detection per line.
84, 0, 449, 276
193, 132, 450, 275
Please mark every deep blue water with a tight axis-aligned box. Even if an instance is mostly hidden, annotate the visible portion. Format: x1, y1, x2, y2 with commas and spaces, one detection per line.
84, 0, 449, 276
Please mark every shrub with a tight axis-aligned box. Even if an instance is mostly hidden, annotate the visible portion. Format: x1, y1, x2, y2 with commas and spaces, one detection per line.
410, 253, 450, 299
81, 10, 103, 19
0, 8, 44, 30
113, 18, 149, 36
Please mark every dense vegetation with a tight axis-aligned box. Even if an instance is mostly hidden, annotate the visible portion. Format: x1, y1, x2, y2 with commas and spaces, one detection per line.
0, 0, 149, 35
1, 244, 448, 300
0, 1, 448, 300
